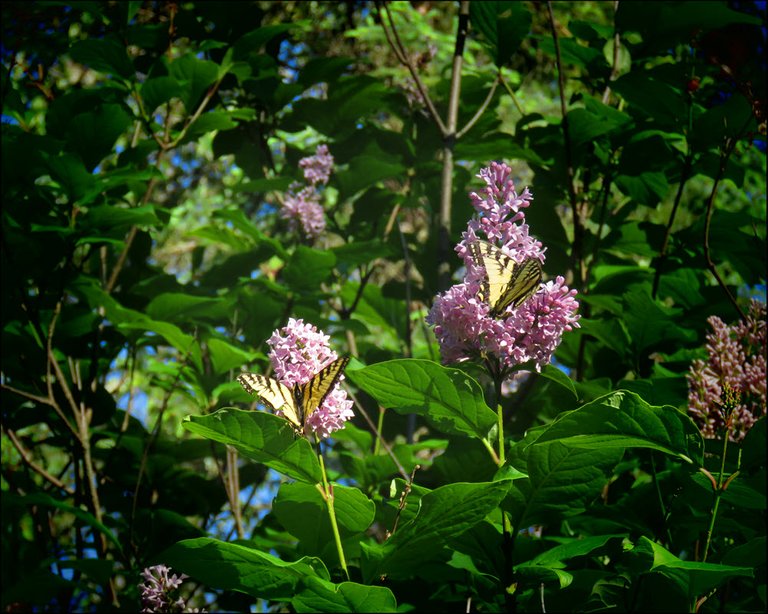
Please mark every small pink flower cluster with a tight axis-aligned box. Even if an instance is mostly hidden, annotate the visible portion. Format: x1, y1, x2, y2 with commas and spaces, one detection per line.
267, 318, 354, 439
139, 564, 190, 613
299, 143, 334, 186
427, 162, 580, 374
687, 300, 766, 442
281, 144, 335, 240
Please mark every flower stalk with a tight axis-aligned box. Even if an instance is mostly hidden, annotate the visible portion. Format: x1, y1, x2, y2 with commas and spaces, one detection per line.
317, 450, 350, 580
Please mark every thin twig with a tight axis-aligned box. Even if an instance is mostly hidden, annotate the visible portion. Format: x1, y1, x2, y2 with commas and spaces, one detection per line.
378, 2, 448, 134
652, 153, 692, 299
601, 0, 621, 104
4, 427, 75, 494
703, 137, 747, 322
456, 73, 500, 139
546, 1, 583, 286
346, 389, 410, 480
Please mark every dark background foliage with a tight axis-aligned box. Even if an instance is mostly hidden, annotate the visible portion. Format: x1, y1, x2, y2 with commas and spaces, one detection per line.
1, 1, 765, 612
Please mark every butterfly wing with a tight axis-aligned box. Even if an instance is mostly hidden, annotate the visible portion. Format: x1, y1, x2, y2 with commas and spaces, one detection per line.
470, 240, 542, 317
237, 373, 302, 429
295, 356, 350, 425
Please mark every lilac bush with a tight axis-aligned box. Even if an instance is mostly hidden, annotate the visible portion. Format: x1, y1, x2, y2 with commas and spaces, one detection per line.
267, 318, 354, 438
687, 299, 767, 442
427, 162, 580, 376
280, 144, 335, 240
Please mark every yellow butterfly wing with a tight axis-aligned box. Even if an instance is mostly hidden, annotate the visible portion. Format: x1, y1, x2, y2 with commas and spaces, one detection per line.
237, 372, 302, 428
295, 356, 350, 424
470, 240, 542, 317
238, 356, 350, 431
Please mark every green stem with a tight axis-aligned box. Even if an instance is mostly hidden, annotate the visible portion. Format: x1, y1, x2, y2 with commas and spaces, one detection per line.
497, 401, 506, 466
649, 453, 674, 548
317, 450, 349, 580
702, 434, 730, 563
493, 372, 515, 611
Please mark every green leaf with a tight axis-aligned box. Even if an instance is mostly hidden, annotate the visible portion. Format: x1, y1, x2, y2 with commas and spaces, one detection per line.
534, 390, 704, 465
528, 534, 626, 566
506, 439, 623, 527
470, 2, 532, 67
514, 564, 573, 588
207, 337, 259, 374
184, 110, 240, 139
161, 537, 328, 601
615, 172, 669, 207
363, 480, 513, 581
631, 536, 753, 598
741, 417, 766, 471
283, 246, 337, 292
273, 482, 375, 559
183, 409, 322, 484
118, 319, 202, 371
146, 293, 229, 322
69, 35, 134, 79
67, 103, 132, 171
622, 287, 698, 354
168, 54, 220, 111
538, 364, 578, 400
347, 359, 497, 439
140, 76, 184, 112
336, 154, 405, 196
84, 204, 160, 230
292, 577, 397, 613
232, 24, 297, 59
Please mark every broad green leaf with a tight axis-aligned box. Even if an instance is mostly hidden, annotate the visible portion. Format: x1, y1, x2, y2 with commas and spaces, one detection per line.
534, 390, 704, 465
232, 24, 297, 59
273, 482, 375, 559
347, 359, 497, 439
83, 204, 160, 230
514, 564, 573, 588
168, 54, 220, 111
292, 577, 398, 613
470, 2, 532, 67
283, 246, 336, 292
44, 152, 95, 201
161, 537, 328, 600
184, 110, 241, 139
69, 35, 134, 79
118, 320, 202, 371
741, 417, 766, 471
67, 103, 132, 171
615, 172, 669, 207
140, 76, 184, 112
538, 364, 578, 399
183, 409, 322, 484
336, 154, 405, 197
207, 337, 259, 374
146, 293, 229, 322
506, 441, 623, 527
528, 534, 626, 566
363, 480, 513, 581
631, 536, 753, 598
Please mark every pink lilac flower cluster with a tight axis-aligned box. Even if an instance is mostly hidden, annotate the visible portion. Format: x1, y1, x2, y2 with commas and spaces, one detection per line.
426, 162, 580, 374
687, 299, 766, 442
299, 143, 334, 186
139, 564, 200, 613
281, 145, 335, 240
267, 318, 354, 439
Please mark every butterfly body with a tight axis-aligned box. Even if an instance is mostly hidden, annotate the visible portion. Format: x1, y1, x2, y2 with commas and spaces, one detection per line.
469, 240, 543, 317
238, 356, 350, 433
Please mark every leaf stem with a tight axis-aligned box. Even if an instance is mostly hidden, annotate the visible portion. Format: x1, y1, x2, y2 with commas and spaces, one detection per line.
701, 433, 730, 563
317, 448, 350, 580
